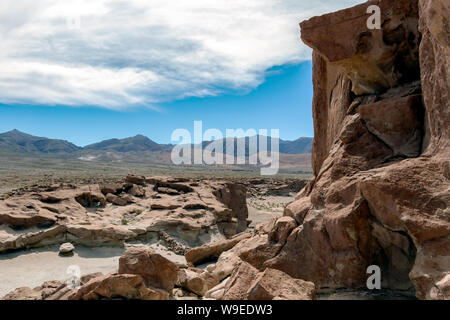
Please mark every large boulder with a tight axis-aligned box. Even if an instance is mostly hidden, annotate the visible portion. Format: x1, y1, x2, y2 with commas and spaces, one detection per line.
69, 273, 169, 300
118, 248, 179, 292
106, 193, 128, 206
358, 94, 424, 157
222, 262, 260, 300
185, 231, 251, 265
214, 183, 248, 233
0, 177, 249, 252
221, 262, 316, 300
246, 268, 316, 300
176, 268, 219, 297
205, 278, 230, 300
418, 0, 450, 157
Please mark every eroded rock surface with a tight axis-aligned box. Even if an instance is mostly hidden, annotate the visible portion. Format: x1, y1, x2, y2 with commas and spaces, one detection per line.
217, 0, 449, 300
0, 176, 248, 252
69, 273, 169, 300
221, 262, 316, 300
1, 0, 448, 302
118, 247, 179, 292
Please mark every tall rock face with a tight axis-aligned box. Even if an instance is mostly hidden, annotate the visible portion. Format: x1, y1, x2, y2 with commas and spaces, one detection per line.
223, 0, 449, 300
418, 0, 450, 157
301, 0, 421, 96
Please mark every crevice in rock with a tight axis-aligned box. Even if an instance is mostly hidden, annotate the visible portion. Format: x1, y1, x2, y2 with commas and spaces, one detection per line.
359, 118, 395, 155
366, 210, 417, 296
75, 193, 105, 209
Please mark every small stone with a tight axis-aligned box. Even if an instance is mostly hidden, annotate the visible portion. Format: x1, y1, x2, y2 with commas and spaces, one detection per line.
59, 243, 75, 255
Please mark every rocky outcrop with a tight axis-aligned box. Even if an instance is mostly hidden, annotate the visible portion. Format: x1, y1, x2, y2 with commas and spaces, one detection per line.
185, 231, 252, 265
176, 267, 219, 296
301, 0, 421, 96
118, 248, 179, 292
0, 176, 248, 252
221, 262, 316, 300
69, 273, 169, 300
245, 268, 316, 300
214, 183, 248, 233
220, 0, 449, 300
2, 273, 104, 300
2, 281, 71, 300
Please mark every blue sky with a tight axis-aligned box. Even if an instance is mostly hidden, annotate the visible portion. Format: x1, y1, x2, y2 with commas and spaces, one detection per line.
0, 61, 313, 146
0, 1, 363, 146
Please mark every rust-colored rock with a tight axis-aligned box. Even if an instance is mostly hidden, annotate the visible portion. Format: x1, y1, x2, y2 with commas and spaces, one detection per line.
246, 268, 316, 300
358, 94, 424, 157
176, 268, 219, 296
118, 248, 179, 292
268, 217, 297, 244
225, 0, 449, 300
106, 193, 128, 206
2, 280, 74, 301
222, 263, 316, 300
301, 0, 421, 95
418, 0, 450, 156
222, 262, 260, 300
0, 176, 249, 252
69, 273, 169, 300
214, 183, 248, 233
185, 231, 252, 265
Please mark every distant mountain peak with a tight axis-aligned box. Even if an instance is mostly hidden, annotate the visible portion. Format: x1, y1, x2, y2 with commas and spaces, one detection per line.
3, 129, 28, 136
83, 133, 163, 152
0, 130, 80, 154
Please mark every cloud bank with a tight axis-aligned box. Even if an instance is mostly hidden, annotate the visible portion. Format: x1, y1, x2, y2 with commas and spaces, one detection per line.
0, 0, 363, 109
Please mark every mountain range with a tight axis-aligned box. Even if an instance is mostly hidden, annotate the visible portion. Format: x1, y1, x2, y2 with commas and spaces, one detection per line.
0, 130, 313, 165
0, 129, 81, 154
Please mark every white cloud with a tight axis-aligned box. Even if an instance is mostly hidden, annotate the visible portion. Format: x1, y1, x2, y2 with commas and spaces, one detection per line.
0, 0, 363, 109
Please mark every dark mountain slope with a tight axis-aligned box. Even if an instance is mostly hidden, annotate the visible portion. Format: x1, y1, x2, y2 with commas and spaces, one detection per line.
83, 135, 168, 152
0, 130, 81, 154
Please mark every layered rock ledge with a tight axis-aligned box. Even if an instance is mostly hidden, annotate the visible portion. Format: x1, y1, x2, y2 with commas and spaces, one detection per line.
0, 175, 248, 253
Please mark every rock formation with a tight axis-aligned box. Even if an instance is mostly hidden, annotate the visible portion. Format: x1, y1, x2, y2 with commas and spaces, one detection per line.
222, 262, 316, 300
118, 247, 179, 292
58, 242, 75, 255
185, 231, 252, 265
218, 0, 449, 300
0, 176, 248, 253
69, 273, 170, 300
1, 0, 448, 302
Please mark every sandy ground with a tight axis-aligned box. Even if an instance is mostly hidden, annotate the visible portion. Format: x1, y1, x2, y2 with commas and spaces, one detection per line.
0, 246, 123, 297
247, 195, 294, 227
